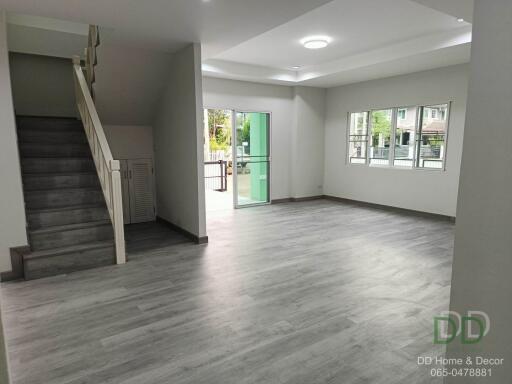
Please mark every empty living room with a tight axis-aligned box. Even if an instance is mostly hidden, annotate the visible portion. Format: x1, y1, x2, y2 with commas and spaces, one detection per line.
0, 0, 510, 383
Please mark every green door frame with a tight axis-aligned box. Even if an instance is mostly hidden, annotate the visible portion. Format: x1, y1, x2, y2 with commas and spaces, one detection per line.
232, 110, 272, 209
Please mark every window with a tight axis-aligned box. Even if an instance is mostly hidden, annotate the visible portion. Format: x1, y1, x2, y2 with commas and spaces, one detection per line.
348, 103, 449, 170
416, 104, 448, 169
394, 107, 417, 168
348, 112, 368, 164
369, 109, 393, 166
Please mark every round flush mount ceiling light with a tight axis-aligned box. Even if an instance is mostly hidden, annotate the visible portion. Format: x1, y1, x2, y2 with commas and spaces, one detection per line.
301, 36, 331, 49
457, 17, 465, 22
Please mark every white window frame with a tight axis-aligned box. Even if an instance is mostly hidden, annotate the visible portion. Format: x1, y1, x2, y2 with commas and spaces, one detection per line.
347, 111, 370, 165
368, 108, 395, 167
346, 102, 451, 171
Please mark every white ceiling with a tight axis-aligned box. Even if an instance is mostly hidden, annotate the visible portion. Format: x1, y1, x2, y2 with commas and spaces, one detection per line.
410, 0, 474, 22
216, 0, 467, 70
0, 0, 332, 58
204, 0, 473, 87
1, 0, 474, 88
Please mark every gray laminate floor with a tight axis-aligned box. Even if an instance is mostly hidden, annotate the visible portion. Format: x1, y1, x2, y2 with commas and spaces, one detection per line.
0, 200, 454, 384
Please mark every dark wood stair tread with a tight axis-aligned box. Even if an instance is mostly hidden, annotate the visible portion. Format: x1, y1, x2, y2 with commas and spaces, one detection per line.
22, 240, 115, 260
28, 220, 112, 235
26, 203, 107, 214
25, 186, 102, 193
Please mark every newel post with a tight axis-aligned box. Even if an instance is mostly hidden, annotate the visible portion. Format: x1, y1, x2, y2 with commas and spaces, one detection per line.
110, 160, 126, 264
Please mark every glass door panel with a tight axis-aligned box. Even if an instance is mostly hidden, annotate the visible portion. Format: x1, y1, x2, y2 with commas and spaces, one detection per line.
234, 112, 270, 207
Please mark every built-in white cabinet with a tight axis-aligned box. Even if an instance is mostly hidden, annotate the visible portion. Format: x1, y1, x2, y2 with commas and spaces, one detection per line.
120, 159, 156, 224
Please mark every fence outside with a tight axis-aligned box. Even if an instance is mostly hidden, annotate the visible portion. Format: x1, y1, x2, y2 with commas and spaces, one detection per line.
204, 160, 228, 192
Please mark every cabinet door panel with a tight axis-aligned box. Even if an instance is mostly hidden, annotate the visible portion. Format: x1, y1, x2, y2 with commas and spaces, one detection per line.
128, 159, 155, 224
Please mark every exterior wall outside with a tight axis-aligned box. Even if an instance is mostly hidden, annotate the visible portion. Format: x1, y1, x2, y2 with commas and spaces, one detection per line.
0, 11, 28, 275
248, 113, 269, 202
324, 64, 469, 217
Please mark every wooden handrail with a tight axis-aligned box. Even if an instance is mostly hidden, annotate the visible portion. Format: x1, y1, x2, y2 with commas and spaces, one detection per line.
72, 57, 114, 167
72, 55, 126, 265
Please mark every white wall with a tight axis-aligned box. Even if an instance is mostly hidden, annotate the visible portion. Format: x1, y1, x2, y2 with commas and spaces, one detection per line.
154, 44, 206, 238
447, 2, 512, 383
0, 11, 28, 275
7, 23, 87, 60
203, 78, 330, 201
9, 52, 76, 117
324, 64, 469, 217
104, 125, 153, 160
0, 298, 9, 384
95, 42, 173, 126
203, 77, 294, 200
291, 86, 326, 198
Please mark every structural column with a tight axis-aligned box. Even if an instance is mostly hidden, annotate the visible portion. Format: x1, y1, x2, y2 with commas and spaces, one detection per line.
447, 1, 512, 383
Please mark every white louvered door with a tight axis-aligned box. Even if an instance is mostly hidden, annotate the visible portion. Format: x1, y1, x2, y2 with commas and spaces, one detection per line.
127, 159, 155, 224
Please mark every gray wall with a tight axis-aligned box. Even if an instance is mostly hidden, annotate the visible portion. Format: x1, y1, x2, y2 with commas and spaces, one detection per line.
324, 64, 469, 217
95, 43, 173, 126
0, 12, 27, 276
9, 52, 76, 117
203, 77, 294, 200
291, 86, 326, 198
447, 1, 512, 383
7, 23, 87, 60
103, 125, 154, 160
202, 78, 327, 201
154, 44, 206, 238
0, 298, 9, 384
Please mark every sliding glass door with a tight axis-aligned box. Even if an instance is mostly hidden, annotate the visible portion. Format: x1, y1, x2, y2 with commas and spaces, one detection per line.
233, 112, 271, 207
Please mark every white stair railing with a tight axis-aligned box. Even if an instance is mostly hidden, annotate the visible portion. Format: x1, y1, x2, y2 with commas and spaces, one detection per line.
84, 25, 99, 97
72, 55, 126, 265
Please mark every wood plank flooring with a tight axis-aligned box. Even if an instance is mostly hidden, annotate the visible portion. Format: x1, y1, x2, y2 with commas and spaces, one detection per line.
0, 200, 454, 384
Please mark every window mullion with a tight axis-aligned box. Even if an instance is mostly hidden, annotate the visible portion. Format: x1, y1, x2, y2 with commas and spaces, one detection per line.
367, 111, 372, 165
415, 106, 424, 168
390, 108, 397, 167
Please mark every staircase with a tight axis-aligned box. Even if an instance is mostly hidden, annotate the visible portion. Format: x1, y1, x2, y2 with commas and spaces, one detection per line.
18, 116, 116, 280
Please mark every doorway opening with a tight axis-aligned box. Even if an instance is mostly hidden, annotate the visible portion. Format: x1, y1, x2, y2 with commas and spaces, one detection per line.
204, 109, 271, 212
204, 109, 234, 212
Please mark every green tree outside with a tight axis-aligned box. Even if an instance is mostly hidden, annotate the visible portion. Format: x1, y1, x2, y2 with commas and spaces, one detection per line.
208, 109, 231, 152
371, 110, 392, 147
